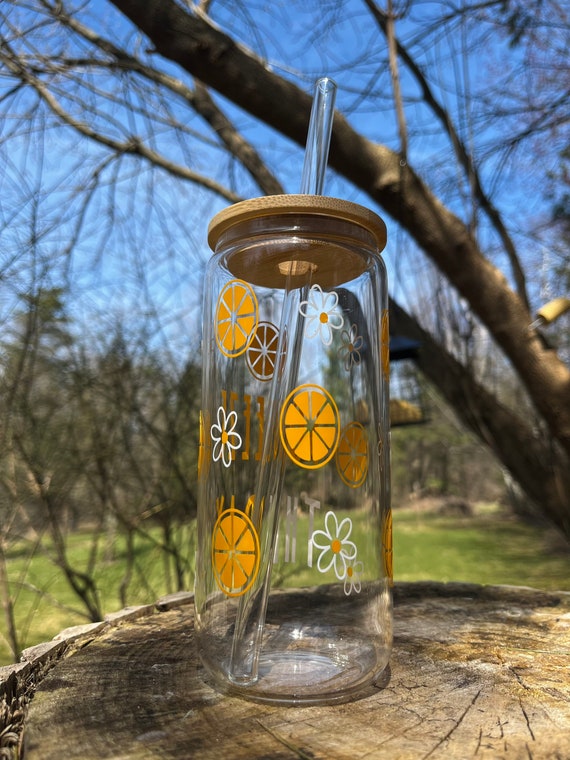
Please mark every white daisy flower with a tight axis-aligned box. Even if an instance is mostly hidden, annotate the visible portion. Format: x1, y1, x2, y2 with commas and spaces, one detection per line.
344, 560, 363, 595
299, 285, 344, 346
338, 323, 364, 370
210, 406, 242, 468
312, 510, 357, 580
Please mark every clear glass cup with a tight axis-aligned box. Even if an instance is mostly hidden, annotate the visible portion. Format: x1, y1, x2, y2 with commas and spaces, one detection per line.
195, 195, 392, 705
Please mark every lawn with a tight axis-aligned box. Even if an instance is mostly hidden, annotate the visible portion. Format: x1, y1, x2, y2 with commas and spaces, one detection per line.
1, 503, 569, 666
393, 504, 570, 591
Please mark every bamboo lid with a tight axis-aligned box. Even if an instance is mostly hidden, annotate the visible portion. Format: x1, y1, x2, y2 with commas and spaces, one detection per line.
207, 195, 387, 289
208, 194, 387, 251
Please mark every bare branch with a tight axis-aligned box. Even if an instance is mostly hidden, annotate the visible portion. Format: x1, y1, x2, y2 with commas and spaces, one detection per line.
106, 2, 570, 445
192, 83, 284, 196
363, 0, 530, 312
37, 0, 284, 196
1, 40, 241, 201
385, 0, 408, 162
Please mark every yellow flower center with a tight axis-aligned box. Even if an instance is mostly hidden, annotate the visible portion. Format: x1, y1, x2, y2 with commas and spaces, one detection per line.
331, 538, 342, 554
319, 312, 329, 324
347, 566, 353, 578
221, 431, 229, 444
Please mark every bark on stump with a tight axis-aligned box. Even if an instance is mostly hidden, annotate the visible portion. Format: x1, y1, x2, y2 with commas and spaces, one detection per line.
4, 581, 570, 759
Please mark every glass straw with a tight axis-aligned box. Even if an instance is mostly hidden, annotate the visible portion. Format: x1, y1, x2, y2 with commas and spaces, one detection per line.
300, 77, 337, 194
229, 78, 337, 685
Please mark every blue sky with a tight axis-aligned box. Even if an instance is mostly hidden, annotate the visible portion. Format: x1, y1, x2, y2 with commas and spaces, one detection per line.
0, 0, 567, 364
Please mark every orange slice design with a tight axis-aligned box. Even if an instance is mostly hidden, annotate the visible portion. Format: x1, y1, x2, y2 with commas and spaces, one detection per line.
212, 508, 260, 597
280, 384, 340, 469
246, 321, 279, 381
198, 410, 211, 479
336, 421, 368, 488
198, 410, 204, 478
382, 509, 393, 585
215, 279, 258, 358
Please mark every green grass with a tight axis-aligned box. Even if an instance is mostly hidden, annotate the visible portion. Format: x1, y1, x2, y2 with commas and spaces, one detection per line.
1, 524, 196, 666
393, 505, 570, 591
1, 504, 569, 666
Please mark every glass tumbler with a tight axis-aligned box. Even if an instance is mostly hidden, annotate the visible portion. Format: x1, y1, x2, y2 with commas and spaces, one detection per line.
195, 195, 392, 705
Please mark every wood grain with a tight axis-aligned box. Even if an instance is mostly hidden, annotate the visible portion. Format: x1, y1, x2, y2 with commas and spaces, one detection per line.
207, 194, 387, 289
18, 582, 570, 759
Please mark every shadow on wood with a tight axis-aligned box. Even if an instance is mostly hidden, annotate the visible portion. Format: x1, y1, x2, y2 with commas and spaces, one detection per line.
2, 581, 569, 759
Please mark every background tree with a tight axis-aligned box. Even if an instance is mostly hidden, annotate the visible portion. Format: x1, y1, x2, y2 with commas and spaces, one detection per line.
0, 0, 568, 545
0, 284, 201, 658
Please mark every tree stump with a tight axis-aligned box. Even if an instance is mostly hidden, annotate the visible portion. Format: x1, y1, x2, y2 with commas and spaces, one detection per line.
2, 581, 569, 759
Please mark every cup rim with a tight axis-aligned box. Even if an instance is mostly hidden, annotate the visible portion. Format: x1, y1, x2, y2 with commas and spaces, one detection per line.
207, 194, 387, 252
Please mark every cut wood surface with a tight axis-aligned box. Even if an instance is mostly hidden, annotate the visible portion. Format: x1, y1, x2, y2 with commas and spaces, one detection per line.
8, 581, 570, 759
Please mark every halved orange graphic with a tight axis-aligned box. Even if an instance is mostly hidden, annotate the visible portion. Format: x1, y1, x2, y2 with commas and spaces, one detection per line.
215, 279, 258, 358
280, 384, 340, 469
198, 409, 211, 479
198, 410, 204, 478
336, 421, 368, 488
246, 321, 279, 381
212, 508, 260, 597
382, 509, 393, 584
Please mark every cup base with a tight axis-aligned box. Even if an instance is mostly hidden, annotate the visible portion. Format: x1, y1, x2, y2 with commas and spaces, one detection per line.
203, 638, 391, 706
197, 584, 392, 705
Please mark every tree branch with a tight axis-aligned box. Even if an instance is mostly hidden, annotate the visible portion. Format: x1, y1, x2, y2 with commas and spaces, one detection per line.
385, 0, 408, 162
389, 297, 570, 533
0, 40, 241, 202
39, 0, 284, 196
363, 0, 530, 312
107, 0, 570, 458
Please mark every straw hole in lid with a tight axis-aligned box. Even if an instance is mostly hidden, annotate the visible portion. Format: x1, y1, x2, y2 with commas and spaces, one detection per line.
277, 260, 318, 277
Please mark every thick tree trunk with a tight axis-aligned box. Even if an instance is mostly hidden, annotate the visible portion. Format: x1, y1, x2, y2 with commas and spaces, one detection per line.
390, 300, 570, 537
108, 0, 570, 534
17, 586, 570, 759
